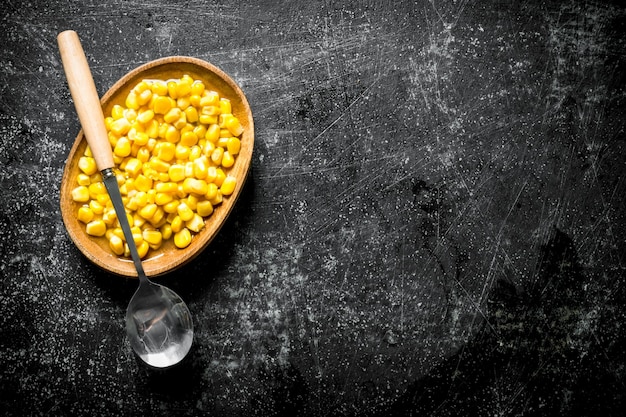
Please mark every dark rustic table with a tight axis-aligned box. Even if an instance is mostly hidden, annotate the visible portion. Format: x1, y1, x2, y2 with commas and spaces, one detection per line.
1, 1, 625, 415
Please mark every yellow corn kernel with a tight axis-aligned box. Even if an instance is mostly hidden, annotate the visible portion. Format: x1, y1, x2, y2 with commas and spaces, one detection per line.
193, 124, 207, 139
114, 137, 131, 157
208, 190, 223, 206
217, 136, 230, 149
124, 158, 143, 177
175, 144, 190, 161
154, 182, 177, 193
184, 161, 195, 178
166, 211, 178, 224
137, 89, 152, 106
71, 186, 90, 203
186, 213, 205, 233
137, 147, 151, 163
165, 125, 180, 143
176, 97, 191, 111
143, 229, 162, 246
77, 173, 91, 186
111, 104, 125, 120
77, 206, 94, 223
139, 203, 158, 220
134, 215, 146, 228
126, 197, 139, 211
150, 206, 166, 227
131, 229, 144, 247
201, 91, 220, 106
146, 189, 156, 204
134, 80, 151, 93
226, 115, 244, 136
193, 156, 209, 179
182, 178, 208, 196
168, 164, 186, 182
214, 168, 226, 187
125, 108, 137, 121
134, 174, 153, 193
145, 119, 159, 139
189, 94, 201, 108
221, 151, 235, 168
201, 105, 220, 117
173, 115, 187, 131
149, 157, 170, 173
202, 140, 216, 158
88, 182, 107, 199
205, 182, 218, 200
180, 131, 198, 147
219, 97, 231, 114
133, 191, 148, 208
131, 142, 142, 157
196, 200, 214, 217
182, 106, 198, 123
221, 176, 237, 196
96, 192, 110, 206
111, 118, 132, 136
85, 220, 106, 237
124, 91, 139, 109
160, 223, 173, 240
102, 209, 117, 226
163, 200, 180, 214
78, 156, 98, 175
137, 241, 150, 258
108, 132, 119, 147
191, 81, 205, 96
109, 235, 125, 256
227, 137, 241, 155
155, 192, 173, 206
163, 108, 182, 124
176, 78, 192, 97
89, 200, 104, 215
211, 147, 224, 166
167, 81, 179, 99
174, 228, 192, 248
83, 145, 93, 157
203, 168, 216, 186
186, 194, 199, 210
170, 215, 183, 233
177, 201, 194, 221
199, 114, 218, 125
189, 145, 202, 161
105, 116, 114, 130
218, 113, 231, 128
155, 142, 176, 162
137, 109, 154, 124
151, 80, 168, 96
153, 95, 172, 115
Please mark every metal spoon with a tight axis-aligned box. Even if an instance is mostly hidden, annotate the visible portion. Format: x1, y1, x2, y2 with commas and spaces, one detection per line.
58, 30, 193, 367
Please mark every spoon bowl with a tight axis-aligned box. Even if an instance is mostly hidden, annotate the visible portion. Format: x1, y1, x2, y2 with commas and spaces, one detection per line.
59, 55, 254, 278
126, 280, 193, 367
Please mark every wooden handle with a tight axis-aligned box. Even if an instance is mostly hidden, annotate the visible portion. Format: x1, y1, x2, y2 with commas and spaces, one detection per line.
58, 30, 114, 171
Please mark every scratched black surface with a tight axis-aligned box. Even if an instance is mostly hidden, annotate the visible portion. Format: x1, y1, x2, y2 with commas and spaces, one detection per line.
1, 0, 625, 416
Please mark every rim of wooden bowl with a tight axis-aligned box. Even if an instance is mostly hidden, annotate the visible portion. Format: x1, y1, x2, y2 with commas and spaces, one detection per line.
60, 56, 254, 278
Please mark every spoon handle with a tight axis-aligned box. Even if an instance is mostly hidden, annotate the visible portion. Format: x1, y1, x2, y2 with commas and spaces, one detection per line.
58, 30, 114, 171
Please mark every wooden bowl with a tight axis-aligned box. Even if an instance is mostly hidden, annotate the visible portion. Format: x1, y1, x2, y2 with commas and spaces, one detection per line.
60, 56, 254, 278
